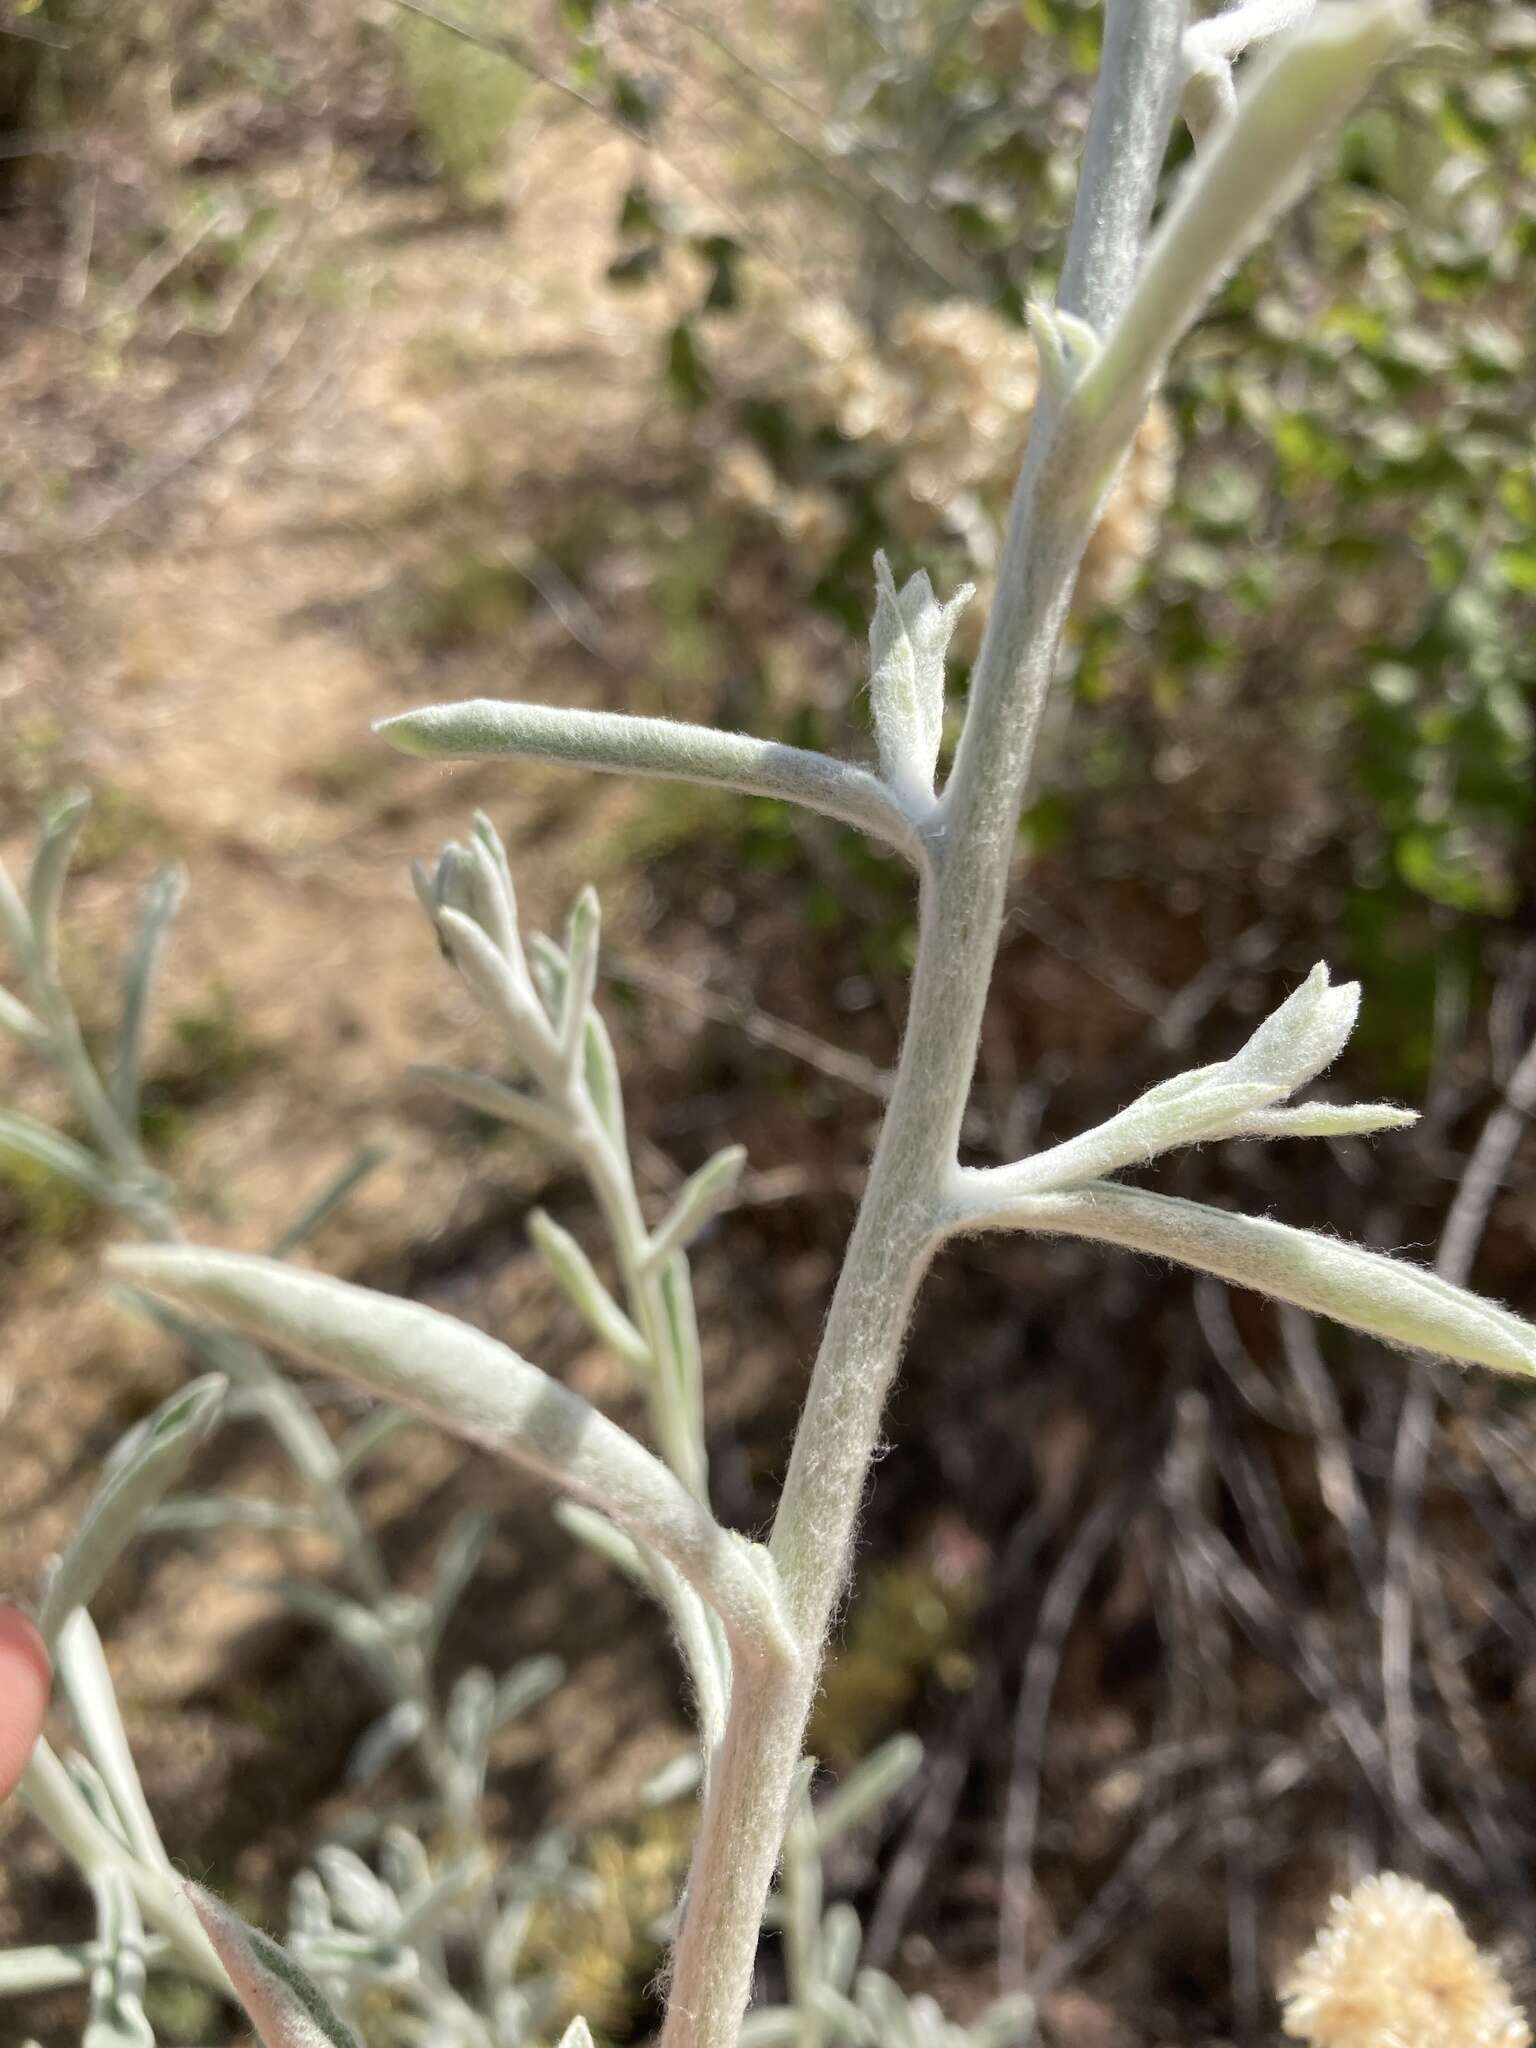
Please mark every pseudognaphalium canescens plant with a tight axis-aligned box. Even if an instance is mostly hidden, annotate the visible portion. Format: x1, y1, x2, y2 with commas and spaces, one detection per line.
10, 6, 1532, 2048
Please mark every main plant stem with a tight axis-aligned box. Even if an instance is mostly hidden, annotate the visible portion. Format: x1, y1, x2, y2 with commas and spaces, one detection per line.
659, 11, 1187, 2044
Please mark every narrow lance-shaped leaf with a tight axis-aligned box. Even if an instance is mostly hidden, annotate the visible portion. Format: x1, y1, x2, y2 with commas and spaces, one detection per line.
490, 1653, 563, 1731
814, 1734, 924, 1847
529, 930, 568, 1024
53, 1609, 171, 1874
645, 1145, 748, 1269
559, 885, 601, 1077
0, 851, 32, 962
0, 1940, 170, 1997
1080, 0, 1422, 449
529, 1207, 650, 1367
345, 1701, 427, 1787
1228, 1101, 1418, 1140
411, 1062, 573, 1152
189, 1886, 360, 2048
27, 789, 91, 973
109, 1247, 794, 1662
113, 864, 185, 1128
964, 1180, 1536, 1380
463, 822, 522, 968
437, 907, 557, 1080
1182, 1, 1316, 143
374, 699, 927, 858
270, 1143, 388, 1258
0, 985, 45, 1048
0, 1110, 119, 1210
583, 1010, 628, 1155
425, 1508, 493, 1656
38, 1375, 227, 1646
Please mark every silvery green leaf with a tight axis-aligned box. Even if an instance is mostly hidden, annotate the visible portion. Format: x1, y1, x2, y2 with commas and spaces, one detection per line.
491, 1653, 563, 1730
190, 1887, 361, 2048
815, 1734, 924, 1846
820, 1901, 863, 1995
659, 1253, 704, 1420
528, 932, 568, 1024
0, 1110, 118, 1209
345, 1702, 428, 1787
0, 1940, 171, 1996
556, 2021, 596, 2048
38, 1375, 226, 1645
53, 1610, 171, 1873
868, 553, 973, 807
0, 985, 45, 1048
1003, 1181, 1536, 1378
393, 1849, 492, 1948
995, 1078, 1280, 1194
145, 1495, 321, 1534
261, 1579, 400, 1682
446, 1667, 495, 1781
856, 1971, 920, 2048
426, 1510, 494, 1656
270, 1144, 388, 1257
315, 1847, 397, 1937
0, 852, 32, 961
1228, 1100, 1418, 1139
639, 1748, 703, 1807
335, 1407, 413, 1479
110, 1246, 796, 1662
437, 908, 550, 1061
1083, 1, 1421, 444
559, 887, 601, 1073
378, 1826, 431, 1903
27, 789, 90, 972
966, 1993, 1035, 2047
375, 700, 925, 857
411, 1063, 572, 1151
530, 1207, 649, 1367
1223, 962, 1358, 1095
646, 1145, 748, 1269
463, 818, 521, 965
582, 1011, 628, 1153
112, 864, 185, 1128
908, 1993, 954, 2047
738, 2015, 801, 2047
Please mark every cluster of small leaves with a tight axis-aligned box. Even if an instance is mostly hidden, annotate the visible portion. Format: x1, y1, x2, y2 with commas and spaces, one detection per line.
0, 805, 586, 2046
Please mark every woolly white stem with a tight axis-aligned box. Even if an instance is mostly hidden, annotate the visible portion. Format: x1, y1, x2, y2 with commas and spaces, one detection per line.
658, 8, 1191, 2043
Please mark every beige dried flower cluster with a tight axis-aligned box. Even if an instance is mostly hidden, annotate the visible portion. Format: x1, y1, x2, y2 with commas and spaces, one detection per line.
1281, 1874, 1531, 2048
715, 293, 1177, 620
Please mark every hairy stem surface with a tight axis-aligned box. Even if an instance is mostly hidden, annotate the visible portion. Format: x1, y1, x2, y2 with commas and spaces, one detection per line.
659, 11, 1188, 2043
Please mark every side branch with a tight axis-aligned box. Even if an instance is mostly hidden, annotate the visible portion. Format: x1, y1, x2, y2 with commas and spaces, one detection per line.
941, 1178, 1536, 1379
1080, 0, 1421, 447
375, 700, 928, 863
109, 1247, 797, 1668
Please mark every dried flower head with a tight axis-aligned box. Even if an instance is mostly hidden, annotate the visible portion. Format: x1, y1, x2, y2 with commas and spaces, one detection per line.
1280, 1873, 1530, 2048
